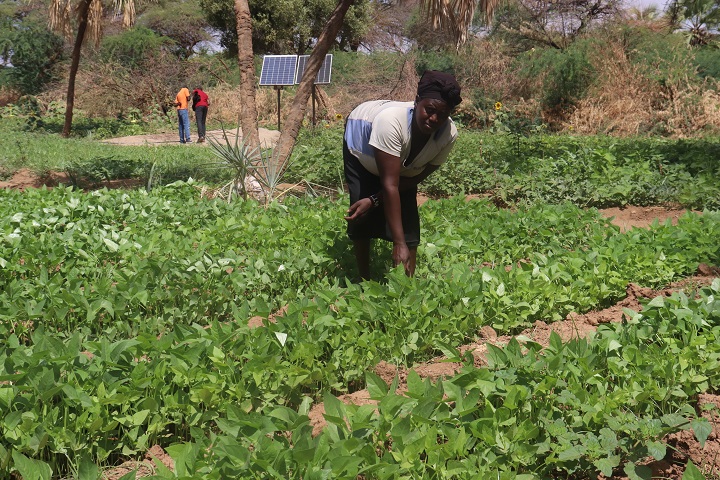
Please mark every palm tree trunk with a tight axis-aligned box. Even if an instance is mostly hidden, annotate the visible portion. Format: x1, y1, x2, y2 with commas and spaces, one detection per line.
235, 0, 260, 150
62, 0, 93, 138
273, 0, 355, 168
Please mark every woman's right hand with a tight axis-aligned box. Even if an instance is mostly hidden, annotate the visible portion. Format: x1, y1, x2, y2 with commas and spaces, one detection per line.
392, 242, 411, 274
344, 198, 373, 222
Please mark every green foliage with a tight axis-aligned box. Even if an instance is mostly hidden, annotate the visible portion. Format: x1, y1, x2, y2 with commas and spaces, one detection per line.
200, 0, 371, 54
0, 21, 64, 95
668, 0, 720, 45
0, 184, 718, 477
139, 1, 213, 58
205, 124, 286, 202
487, 3, 543, 54
0, 116, 224, 184
624, 27, 694, 86
426, 132, 720, 210
63, 155, 144, 185
285, 125, 344, 187
693, 45, 720, 80
514, 40, 596, 110
100, 27, 173, 68
414, 49, 457, 77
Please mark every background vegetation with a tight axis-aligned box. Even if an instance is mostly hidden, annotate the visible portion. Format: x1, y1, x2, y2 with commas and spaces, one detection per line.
2, 0, 720, 137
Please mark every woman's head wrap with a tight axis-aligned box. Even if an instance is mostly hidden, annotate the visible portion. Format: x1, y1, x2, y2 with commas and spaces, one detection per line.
416, 71, 462, 108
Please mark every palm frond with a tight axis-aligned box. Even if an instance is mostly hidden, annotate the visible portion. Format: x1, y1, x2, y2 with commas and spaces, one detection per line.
421, 0, 500, 47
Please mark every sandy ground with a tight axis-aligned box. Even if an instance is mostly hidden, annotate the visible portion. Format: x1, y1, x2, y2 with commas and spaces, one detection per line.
100, 127, 280, 148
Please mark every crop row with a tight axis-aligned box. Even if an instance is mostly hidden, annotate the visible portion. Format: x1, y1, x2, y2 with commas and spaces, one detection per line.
288, 128, 720, 210
1, 185, 717, 340
2, 281, 719, 478
1, 185, 719, 478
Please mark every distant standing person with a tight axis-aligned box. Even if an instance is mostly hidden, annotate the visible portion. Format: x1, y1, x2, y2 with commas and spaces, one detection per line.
192, 86, 209, 143
343, 70, 462, 279
175, 86, 191, 144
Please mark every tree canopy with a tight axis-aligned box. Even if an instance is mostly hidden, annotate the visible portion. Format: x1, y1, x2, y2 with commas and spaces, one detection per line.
199, 0, 372, 54
0, 19, 65, 94
139, 1, 213, 58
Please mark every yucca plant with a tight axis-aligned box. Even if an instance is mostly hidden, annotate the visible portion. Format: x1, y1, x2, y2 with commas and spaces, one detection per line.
206, 123, 282, 203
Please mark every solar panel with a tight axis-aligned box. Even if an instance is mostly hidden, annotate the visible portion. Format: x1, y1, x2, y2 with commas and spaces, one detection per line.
295, 54, 333, 85
259, 55, 298, 86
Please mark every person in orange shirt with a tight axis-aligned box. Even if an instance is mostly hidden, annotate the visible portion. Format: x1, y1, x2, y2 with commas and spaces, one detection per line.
175, 87, 191, 143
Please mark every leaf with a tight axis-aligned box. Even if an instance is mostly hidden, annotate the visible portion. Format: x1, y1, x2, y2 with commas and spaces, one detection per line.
165, 443, 198, 477
647, 296, 665, 308
11, 451, 52, 480
691, 418, 712, 447
103, 237, 119, 252
405, 370, 425, 398
131, 409, 150, 426
646, 440, 666, 460
366, 371, 388, 400
624, 461, 652, 480
117, 470, 138, 480
78, 454, 99, 480
0, 387, 14, 408
594, 455, 620, 477
682, 460, 705, 480
274, 331, 288, 346
435, 341, 462, 362
557, 446, 582, 461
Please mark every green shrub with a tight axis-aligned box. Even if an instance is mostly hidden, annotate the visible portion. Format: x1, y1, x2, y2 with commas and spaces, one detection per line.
0, 21, 64, 95
514, 41, 596, 110
414, 49, 457, 76
100, 27, 173, 68
624, 28, 694, 86
693, 45, 720, 80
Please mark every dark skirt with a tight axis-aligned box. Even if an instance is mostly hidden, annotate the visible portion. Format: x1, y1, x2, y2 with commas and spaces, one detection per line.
343, 140, 420, 247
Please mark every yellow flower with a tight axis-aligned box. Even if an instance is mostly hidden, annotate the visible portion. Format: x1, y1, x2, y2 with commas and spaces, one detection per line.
494, 102, 503, 111
335, 113, 343, 121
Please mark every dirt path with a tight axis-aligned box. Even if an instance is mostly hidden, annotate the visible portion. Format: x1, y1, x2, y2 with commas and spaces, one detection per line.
100, 127, 280, 148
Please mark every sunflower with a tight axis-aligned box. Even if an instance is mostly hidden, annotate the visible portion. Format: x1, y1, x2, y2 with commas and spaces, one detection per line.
494, 102, 503, 111
335, 113, 343, 121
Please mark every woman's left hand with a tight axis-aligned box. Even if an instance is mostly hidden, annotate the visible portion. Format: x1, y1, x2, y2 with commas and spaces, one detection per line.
344, 198, 373, 222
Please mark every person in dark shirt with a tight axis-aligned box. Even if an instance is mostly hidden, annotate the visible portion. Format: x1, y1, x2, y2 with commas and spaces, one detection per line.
192, 86, 210, 143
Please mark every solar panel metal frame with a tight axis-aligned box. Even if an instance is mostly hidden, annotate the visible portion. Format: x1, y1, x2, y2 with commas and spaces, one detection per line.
259, 55, 298, 86
295, 54, 333, 85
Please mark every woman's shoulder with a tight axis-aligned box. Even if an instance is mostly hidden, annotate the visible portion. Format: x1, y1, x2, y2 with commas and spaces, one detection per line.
350, 100, 412, 120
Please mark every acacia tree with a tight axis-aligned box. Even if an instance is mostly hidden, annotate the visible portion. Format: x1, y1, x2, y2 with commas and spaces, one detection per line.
49, 0, 138, 137
140, 1, 213, 59
490, 0, 621, 50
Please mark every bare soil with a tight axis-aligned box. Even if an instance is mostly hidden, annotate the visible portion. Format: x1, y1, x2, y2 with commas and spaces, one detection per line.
1, 133, 717, 479
100, 127, 280, 148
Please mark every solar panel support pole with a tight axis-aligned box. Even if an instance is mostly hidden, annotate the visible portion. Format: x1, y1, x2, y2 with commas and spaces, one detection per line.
311, 84, 316, 128
275, 86, 282, 130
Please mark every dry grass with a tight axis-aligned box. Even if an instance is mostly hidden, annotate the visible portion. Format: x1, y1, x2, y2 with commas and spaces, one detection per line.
454, 40, 521, 101
567, 41, 720, 137
0, 86, 20, 108
567, 42, 657, 135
